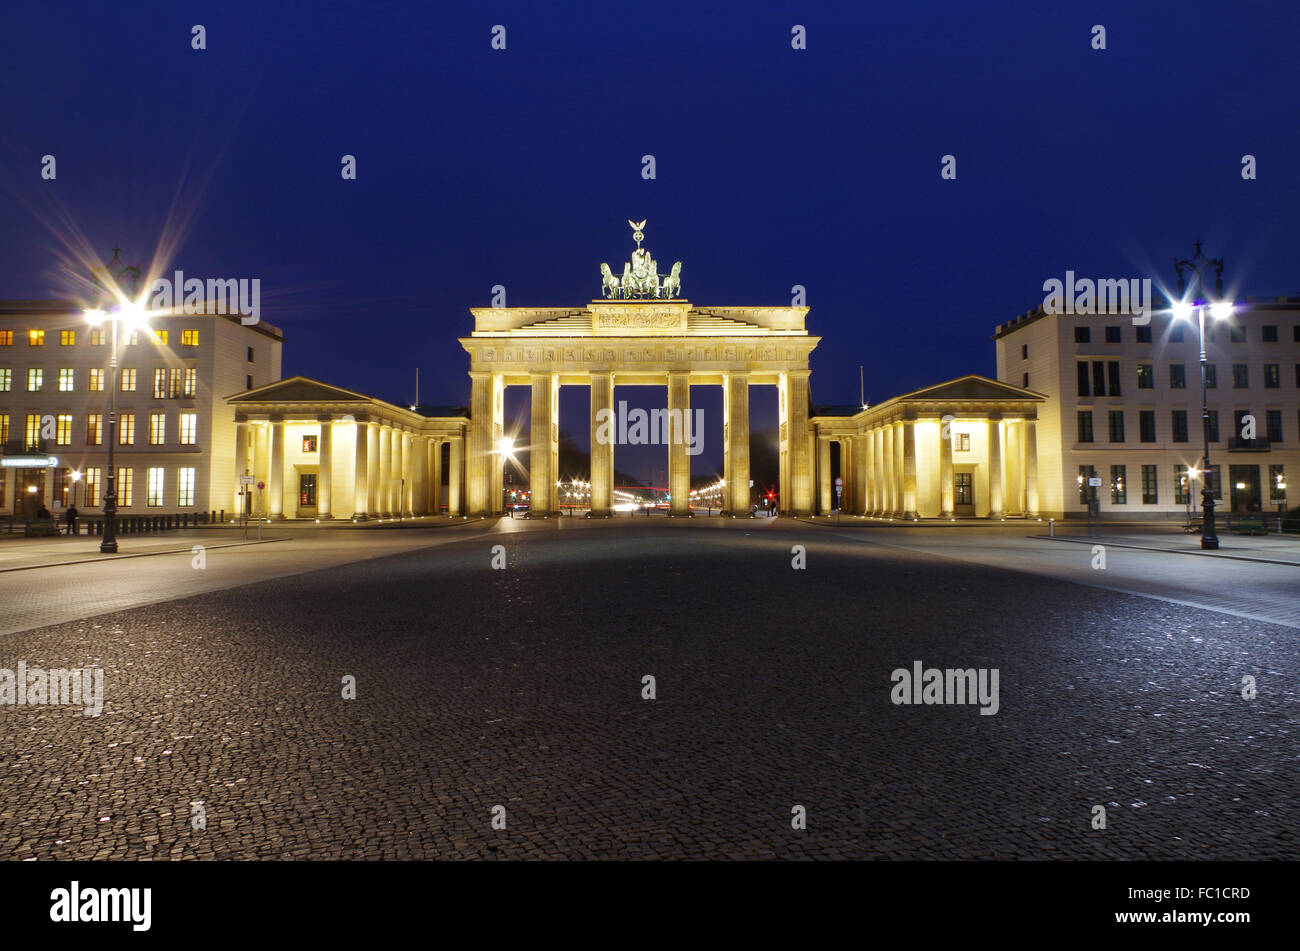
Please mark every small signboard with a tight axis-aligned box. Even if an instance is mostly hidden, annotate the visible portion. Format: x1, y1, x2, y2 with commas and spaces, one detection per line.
240, 475, 255, 485
835, 477, 843, 486
1087, 477, 1102, 487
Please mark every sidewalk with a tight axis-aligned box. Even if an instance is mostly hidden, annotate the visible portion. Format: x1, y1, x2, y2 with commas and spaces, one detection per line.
1040, 528, 1300, 567
0, 528, 290, 573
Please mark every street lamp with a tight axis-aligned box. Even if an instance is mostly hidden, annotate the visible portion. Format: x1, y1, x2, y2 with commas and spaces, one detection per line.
1173, 241, 1231, 550
84, 301, 147, 553
70, 469, 82, 507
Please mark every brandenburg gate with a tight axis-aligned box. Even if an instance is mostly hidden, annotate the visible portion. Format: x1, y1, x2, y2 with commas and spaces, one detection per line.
459, 222, 820, 517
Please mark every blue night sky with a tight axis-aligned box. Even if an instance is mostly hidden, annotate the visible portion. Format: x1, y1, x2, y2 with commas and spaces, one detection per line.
2, 0, 1297, 479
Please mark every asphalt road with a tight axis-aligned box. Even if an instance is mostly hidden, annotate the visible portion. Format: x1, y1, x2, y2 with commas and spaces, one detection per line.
0, 518, 1295, 859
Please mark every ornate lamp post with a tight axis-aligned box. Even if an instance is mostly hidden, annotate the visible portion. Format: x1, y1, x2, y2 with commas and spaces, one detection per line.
1172, 242, 1232, 550
84, 248, 144, 554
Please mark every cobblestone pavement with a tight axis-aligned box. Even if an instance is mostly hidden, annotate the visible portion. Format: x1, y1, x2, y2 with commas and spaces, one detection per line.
0, 519, 1295, 860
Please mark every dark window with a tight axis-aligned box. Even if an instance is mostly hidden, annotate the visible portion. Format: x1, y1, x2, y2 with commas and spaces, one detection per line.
302, 435, 318, 452
247, 346, 255, 362
1077, 362, 1091, 397
1170, 325, 1185, 343
299, 473, 316, 506
1230, 325, 1246, 343
1108, 410, 1125, 443
1294, 325, 1300, 342
1074, 326, 1090, 343
1136, 325, 1152, 343
1022, 372, 1029, 388
1021, 344, 1028, 359
1141, 465, 1158, 504
1170, 363, 1186, 388
956, 433, 970, 451
1263, 325, 1278, 342
1107, 361, 1121, 396
1296, 364, 1300, 388
1077, 410, 1094, 443
1137, 364, 1153, 389
1205, 364, 1217, 388
954, 472, 972, 505
1264, 364, 1279, 388
1207, 410, 1219, 443
1232, 364, 1249, 388
1111, 465, 1127, 504
1093, 362, 1107, 396
1267, 410, 1283, 443
1105, 326, 1121, 343
1175, 464, 1189, 504
1139, 410, 1156, 443
1172, 410, 1189, 443
1208, 464, 1222, 500
246, 374, 253, 390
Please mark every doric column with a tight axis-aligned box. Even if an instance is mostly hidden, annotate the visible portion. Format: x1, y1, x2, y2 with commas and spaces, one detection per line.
988, 418, 1004, 518
667, 371, 691, 515
1005, 421, 1022, 516
817, 438, 831, 514
589, 373, 613, 516
430, 439, 442, 515
529, 374, 558, 516
1024, 420, 1039, 517
401, 431, 413, 515
448, 435, 463, 515
353, 416, 370, 518
939, 417, 954, 516
366, 420, 379, 517
252, 421, 269, 509
724, 373, 749, 515
377, 423, 392, 516
412, 435, 427, 516
853, 430, 868, 516
317, 416, 333, 519
901, 419, 918, 519
873, 428, 885, 515
786, 372, 813, 515
466, 372, 502, 516
269, 417, 285, 518
235, 420, 249, 517
881, 423, 895, 515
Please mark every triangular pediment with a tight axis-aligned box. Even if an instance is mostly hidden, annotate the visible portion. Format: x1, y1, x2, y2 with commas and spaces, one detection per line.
227, 376, 372, 403
896, 374, 1043, 402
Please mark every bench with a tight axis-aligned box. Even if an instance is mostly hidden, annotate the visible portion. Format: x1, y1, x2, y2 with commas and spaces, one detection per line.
1229, 517, 1267, 536
23, 519, 59, 537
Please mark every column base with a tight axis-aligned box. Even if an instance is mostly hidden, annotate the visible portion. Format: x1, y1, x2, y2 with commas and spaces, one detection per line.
901, 510, 919, 520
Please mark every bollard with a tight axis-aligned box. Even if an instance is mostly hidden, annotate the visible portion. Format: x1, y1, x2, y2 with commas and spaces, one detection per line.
1048, 517, 1054, 537
219, 509, 225, 522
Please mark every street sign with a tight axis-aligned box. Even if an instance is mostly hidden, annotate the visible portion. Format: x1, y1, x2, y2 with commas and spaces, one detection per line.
257, 481, 265, 490
1088, 477, 1102, 487
240, 475, 255, 485
835, 477, 843, 486
748, 480, 753, 487
1, 455, 58, 468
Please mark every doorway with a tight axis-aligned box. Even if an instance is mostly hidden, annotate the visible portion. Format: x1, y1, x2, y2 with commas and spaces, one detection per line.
1229, 465, 1261, 513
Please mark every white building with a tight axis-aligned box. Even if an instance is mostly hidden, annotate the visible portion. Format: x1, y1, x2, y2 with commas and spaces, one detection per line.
994, 296, 1300, 519
0, 299, 282, 520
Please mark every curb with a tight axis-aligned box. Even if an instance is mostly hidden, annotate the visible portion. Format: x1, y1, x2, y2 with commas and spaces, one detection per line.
1036, 534, 1300, 568
0, 536, 292, 574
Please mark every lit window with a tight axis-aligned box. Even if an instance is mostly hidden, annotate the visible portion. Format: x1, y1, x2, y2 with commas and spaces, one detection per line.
118, 468, 134, 507
25, 413, 41, 447
168, 367, 183, 398
89, 367, 104, 391
119, 413, 135, 445
183, 367, 197, 397
181, 329, 199, 347
58, 367, 75, 391
28, 330, 44, 346
153, 368, 167, 399
0, 368, 9, 392
146, 467, 165, 506
60, 330, 76, 345
90, 329, 105, 346
1175, 464, 1189, 504
84, 468, 101, 507
55, 414, 72, 445
154, 329, 168, 345
27, 368, 42, 391
86, 413, 103, 445
179, 412, 197, 445
302, 435, 318, 452
1111, 465, 1127, 504
177, 467, 195, 507
149, 413, 166, 445
0, 414, 7, 443
0, 330, 12, 346
120, 368, 136, 391
955, 433, 970, 452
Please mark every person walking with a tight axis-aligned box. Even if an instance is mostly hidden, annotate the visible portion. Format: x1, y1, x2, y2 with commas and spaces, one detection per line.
65, 504, 79, 535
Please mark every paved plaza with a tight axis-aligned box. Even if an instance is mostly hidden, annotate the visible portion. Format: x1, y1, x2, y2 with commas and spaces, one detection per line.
0, 518, 1296, 860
